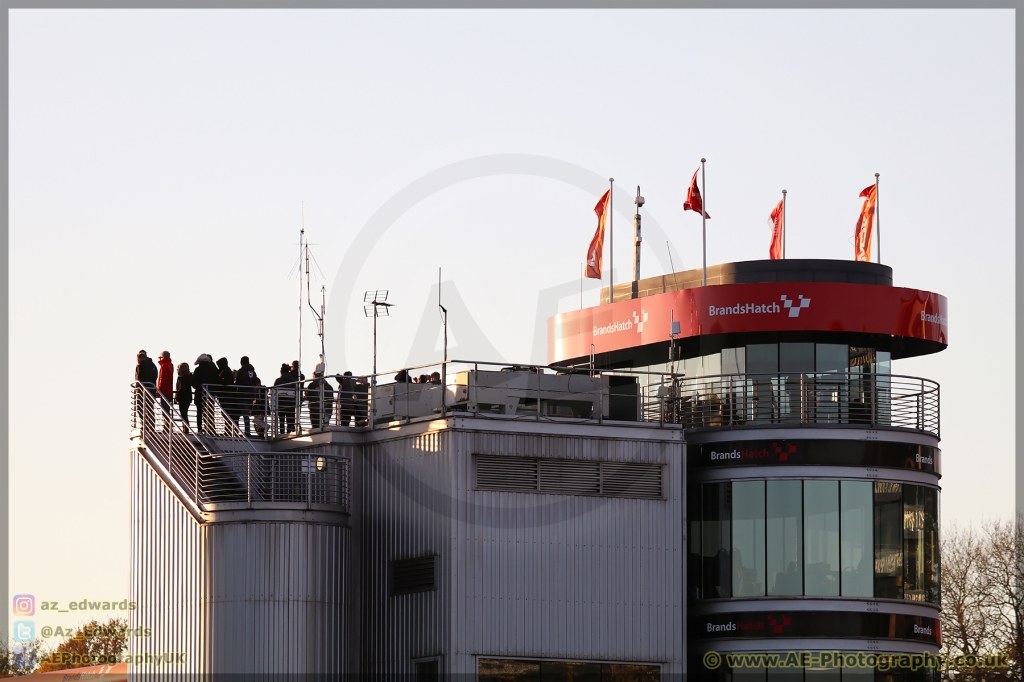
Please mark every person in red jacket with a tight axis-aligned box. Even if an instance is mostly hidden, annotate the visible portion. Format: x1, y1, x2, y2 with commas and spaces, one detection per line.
156, 351, 175, 407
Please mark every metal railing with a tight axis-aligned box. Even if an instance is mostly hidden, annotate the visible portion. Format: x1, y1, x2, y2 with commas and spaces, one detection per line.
130, 382, 349, 512
158, 362, 940, 442
645, 371, 939, 437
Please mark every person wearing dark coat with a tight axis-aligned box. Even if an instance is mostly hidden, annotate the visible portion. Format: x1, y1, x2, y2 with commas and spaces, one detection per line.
354, 376, 370, 427
175, 363, 193, 429
305, 364, 334, 430
274, 363, 297, 434
191, 354, 219, 434
233, 356, 260, 437
134, 350, 158, 431
135, 350, 158, 385
337, 371, 357, 427
213, 357, 236, 427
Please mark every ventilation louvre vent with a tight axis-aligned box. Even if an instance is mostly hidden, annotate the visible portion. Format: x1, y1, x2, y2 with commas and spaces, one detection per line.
392, 555, 436, 595
475, 455, 663, 499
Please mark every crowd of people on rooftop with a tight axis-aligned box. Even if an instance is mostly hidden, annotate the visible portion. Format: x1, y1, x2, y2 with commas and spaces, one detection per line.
134, 349, 371, 437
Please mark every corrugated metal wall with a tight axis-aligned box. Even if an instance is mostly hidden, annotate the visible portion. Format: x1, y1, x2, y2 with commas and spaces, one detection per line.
360, 426, 685, 676
203, 520, 349, 674
130, 448, 203, 679
360, 429, 453, 675
131, 443, 352, 677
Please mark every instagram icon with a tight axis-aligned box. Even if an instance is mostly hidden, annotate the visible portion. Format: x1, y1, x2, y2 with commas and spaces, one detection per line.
12, 595, 34, 616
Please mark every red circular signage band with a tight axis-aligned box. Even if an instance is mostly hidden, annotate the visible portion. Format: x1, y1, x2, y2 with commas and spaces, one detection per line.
548, 282, 948, 365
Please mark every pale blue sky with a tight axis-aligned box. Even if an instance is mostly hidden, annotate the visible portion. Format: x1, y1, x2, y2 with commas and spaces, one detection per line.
9, 9, 1014, 631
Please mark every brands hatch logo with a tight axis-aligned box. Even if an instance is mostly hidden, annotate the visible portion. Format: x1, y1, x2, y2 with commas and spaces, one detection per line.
767, 614, 793, 634
708, 295, 811, 318
593, 309, 647, 336
773, 442, 797, 462
780, 295, 811, 318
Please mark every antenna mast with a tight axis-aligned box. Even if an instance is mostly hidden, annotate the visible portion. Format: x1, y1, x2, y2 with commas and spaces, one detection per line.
438, 268, 448, 413
298, 202, 304, 379
632, 186, 644, 299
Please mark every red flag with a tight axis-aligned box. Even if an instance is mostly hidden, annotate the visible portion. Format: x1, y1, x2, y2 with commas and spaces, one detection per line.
585, 190, 610, 279
683, 168, 710, 219
854, 184, 877, 262
768, 199, 784, 260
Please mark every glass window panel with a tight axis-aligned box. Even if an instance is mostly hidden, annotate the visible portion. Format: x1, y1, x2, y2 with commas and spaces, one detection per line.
541, 661, 601, 680
805, 666, 841, 682
767, 480, 802, 596
925, 486, 940, 604
779, 344, 814, 422
780, 343, 815, 373
766, 668, 801, 682
841, 665, 874, 682
688, 484, 703, 599
841, 481, 874, 597
702, 483, 732, 598
804, 481, 840, 596
684, 355, 702, 379
746, 344, 778, 373
815, 344, 849, 373
703, 352, 722, 377
875, 351, 892, 427
722, 347, 746, 375
601, 663, 661, 681
903, 485, 939, 603
849, 348, 876, 426
874, 482, 904, 599
733, 658, 766, 682
875, 350, 891, 374
479, 659, 541, 682
747, 345, 778, 423
732, 481, 766, 597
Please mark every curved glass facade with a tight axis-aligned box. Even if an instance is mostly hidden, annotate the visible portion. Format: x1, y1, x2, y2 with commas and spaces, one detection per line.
688, 481, 939, 604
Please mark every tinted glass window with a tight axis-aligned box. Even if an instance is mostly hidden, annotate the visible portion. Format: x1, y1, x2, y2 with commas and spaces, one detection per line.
746, 344, 778, 374
767, 480, 802, 596
732, 480, 766, 597
904, 485, 939, 603
702, 482, 731, 598
780, 343, 815, 374
840, 481, 874, 597
688, 485, 703, 599
804, 480, 840, 597
874, 482, 904, 599
815, 344, 849, 373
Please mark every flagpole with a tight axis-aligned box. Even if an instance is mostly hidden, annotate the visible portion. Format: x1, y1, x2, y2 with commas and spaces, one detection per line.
874, 172, 880, 264
700, 158, 707, 286
609, 177, 615, 303
782, 189, 787, 259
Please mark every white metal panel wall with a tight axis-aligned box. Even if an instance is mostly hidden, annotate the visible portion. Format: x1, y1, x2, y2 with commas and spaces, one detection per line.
360, 430, 453, 675
360, 426, 685, 676
451, 431, 684, 674
130, 449, 204, 679
203, 520, 349, 674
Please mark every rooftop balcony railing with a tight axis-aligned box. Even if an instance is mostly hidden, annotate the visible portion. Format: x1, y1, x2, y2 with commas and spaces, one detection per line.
129, 382, 349, 515
650, 371, 939, 438
186, 361, 939, 440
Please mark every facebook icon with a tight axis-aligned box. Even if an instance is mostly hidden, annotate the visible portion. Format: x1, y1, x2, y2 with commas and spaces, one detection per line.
13, 620, 34, 642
